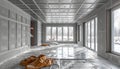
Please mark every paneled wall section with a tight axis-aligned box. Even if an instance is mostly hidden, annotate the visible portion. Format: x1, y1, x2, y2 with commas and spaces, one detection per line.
0, 0, 31, 58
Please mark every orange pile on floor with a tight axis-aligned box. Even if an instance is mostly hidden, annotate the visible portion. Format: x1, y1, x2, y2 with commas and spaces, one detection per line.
40, 43, 49, 46
20, 54, 54, 69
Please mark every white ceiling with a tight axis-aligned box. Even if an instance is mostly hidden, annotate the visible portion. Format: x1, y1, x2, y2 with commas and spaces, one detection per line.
8, 0, 108, 23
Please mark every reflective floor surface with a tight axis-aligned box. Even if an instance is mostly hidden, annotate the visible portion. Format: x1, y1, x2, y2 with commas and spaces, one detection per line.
0, 44, 120, 69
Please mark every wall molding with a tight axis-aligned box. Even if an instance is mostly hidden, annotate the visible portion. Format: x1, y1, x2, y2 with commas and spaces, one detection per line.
0, 15, 30, 26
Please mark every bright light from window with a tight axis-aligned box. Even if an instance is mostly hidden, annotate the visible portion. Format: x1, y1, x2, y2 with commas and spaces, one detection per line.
112, 8, 120, 53
46, 26, 74, 42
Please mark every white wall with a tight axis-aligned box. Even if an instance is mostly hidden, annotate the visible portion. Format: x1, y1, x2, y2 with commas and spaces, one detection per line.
0, 0, 31, 63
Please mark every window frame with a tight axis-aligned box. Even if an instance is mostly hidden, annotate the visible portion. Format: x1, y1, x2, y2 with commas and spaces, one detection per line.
111, 5, 120, 55
79, 25, 82, 42
45, 26, 74, 42
84, 17, 98, 52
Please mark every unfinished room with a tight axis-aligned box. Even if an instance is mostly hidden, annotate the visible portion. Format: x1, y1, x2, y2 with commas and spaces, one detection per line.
0, 0, 120, 69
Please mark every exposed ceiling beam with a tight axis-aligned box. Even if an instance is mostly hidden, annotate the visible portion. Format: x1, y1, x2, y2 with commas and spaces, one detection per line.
32, 0, 46, 17
68, 0, 74, 15
74, 0, 99, 23
74, 0, 86, 16
58, 0, 61, 20
19, 0, 46, 23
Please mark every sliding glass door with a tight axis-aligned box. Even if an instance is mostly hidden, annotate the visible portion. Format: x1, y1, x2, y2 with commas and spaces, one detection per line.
85, 17, 98, 51
91, 19, 95, 50
85, 23, 88, 47
95, 18, 98, 51
88, 22, 91, 48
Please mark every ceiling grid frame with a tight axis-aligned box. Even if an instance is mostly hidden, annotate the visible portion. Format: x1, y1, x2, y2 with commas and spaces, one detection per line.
74, 0, 100, 23
19, 0, 46, 23
32, 0, 46, 17
8, 0, 108, 23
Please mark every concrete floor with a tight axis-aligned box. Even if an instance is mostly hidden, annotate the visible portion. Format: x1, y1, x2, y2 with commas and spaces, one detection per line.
0, 44, 120, 69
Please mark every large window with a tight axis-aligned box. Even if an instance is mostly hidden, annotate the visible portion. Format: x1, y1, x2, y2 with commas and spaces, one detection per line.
46, 26, 74, 42
79, 25, 82, 41
111, 7, 120, 53
57, 27, 62, 41
85, 23, 88, 47
52, 27, 57, 41
91, 19, 95, 50
69, 27, 74, 41
88, 22, 91, 48
85, 17, 98, 51
63, 27, 68, 41
46, 27, 51, 41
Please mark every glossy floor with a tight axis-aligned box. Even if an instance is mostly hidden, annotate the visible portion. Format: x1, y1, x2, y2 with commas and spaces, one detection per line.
0, 44, 120, 69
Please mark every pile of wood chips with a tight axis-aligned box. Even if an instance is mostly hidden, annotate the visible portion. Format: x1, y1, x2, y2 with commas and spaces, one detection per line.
20, 54, 54, 69
40, 44, 49, 46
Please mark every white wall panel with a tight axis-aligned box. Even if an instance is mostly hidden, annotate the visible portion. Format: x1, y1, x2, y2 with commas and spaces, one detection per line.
0, 18, 8, 52
10, 11, 16, 20
0, 6, 8, 17
9, 21, 16, 49
22, 25, 26, 46
0, 0, 31, 63
17, 23, 22, 47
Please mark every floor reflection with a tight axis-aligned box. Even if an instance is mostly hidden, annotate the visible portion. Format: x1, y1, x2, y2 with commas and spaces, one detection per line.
56, 47, 74, 59
45, 45, 96, 60
0, 44, 119, 69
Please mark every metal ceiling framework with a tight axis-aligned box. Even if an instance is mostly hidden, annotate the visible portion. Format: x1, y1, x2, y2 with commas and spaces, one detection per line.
19, 0, 46, 23
8, 0, 107, 23
32, 0, 46, 17
74, 0, 99, 22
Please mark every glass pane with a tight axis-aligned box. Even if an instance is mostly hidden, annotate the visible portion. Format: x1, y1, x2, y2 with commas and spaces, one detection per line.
80, 25, 82, 41
63, 47, 68, 58
46, 27, 51, 41
85, 23, 88, 47
112, 8, 120, 53
52, 27, 57, 41
57, 27, 62, 41
68, 47, 74, 57
95, 17, 98, 52
63, 27, 68, 41
91, 20, 95, 50
85, 17, 97, 51
57, 47, 63, 58
88, 22, 91, 48
69, 27, 74, 41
